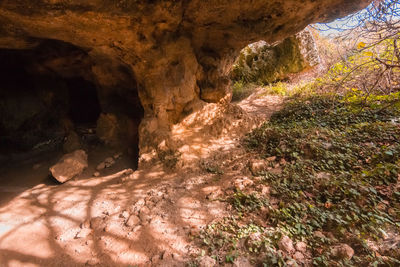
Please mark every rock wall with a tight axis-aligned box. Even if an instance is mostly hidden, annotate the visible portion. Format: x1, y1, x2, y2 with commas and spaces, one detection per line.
232, 28, 321, 84
0, 0, 371, 160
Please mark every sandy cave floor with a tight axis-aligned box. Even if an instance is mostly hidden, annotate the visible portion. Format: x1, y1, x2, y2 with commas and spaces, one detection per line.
0, 91, 283, 267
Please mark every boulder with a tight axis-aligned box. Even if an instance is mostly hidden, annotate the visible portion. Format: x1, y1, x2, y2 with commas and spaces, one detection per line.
232, 28, 321, 84
49, 150, 88, 183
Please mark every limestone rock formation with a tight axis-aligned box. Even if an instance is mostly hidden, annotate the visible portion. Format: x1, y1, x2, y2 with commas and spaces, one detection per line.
50, 149, 88, 183
0, 0, 371, 160
232, 28, 321, 84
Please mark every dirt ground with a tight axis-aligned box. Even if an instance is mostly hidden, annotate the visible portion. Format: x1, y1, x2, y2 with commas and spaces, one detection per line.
0, 90, 283, 267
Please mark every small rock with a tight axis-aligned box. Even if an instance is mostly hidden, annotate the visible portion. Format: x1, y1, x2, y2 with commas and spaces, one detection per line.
293, 251, 305, 261
125, 215, 140, 227
93, 172, 100, 177
80, 220, 90, 229
132, 199, 146, 213
266, 156, 277, 162
250, 159, 268, 175
295, 241, 307, 253
278, 235, 295, 254
139, 206, 151, 223
113, 153, 122, 159
280, 158, 287, 165
123, 168, 134, 175
49, 150, 88, 183
120, 210, 130, 219
198, 256, 216, 267
104, 157, 115, 168
313, 231, 325, 239
96, 162, 106, 171
331, 244, 354, 260
260, 185, 271, 195
234, 177, 254, 190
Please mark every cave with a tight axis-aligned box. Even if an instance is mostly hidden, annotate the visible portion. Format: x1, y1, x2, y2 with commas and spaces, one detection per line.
66, 77, 101, 126
0, 39, 143, 177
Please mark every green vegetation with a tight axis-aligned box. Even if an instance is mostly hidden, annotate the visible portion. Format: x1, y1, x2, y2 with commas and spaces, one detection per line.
232, 81, 258, 102
199, 93, 400, 266
206, 3, 400, 264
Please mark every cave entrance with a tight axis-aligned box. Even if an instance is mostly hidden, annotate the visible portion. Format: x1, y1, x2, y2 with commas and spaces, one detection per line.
0, 40, 143, 203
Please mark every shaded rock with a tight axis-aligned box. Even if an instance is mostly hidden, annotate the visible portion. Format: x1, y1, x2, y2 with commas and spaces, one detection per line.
331, 244, 354, 260
313, 231, 326, 239
96, 162, 106, 171
113, 152, 122, 159
250, 159, 268, 175
96, 113, 120, 147
278, 235, 295, 254
293, 251, 305, 262
104, 157, 115, 168
295, 241, 307, 253
49, 150, 88, 183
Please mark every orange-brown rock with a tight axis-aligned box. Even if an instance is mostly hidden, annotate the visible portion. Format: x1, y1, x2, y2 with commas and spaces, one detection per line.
0, 0, 371, 157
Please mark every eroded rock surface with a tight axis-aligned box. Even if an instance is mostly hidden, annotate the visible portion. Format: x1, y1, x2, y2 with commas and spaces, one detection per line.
0, 0, 371, 159
232, 28, 321, 84
50, 149, 88, 183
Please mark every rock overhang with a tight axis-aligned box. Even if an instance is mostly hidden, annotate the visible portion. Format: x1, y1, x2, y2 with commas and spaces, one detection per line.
0, 0, 372, 159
